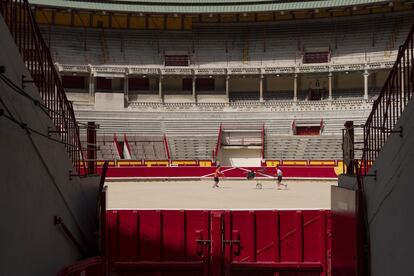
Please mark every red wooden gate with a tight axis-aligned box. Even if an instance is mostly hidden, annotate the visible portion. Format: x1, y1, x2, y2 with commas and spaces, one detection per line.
106, 210, 331, 275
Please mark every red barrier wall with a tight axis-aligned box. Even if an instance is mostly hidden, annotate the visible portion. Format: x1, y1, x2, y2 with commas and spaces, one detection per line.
99, 166, 337, 178
106, 210, 332, 276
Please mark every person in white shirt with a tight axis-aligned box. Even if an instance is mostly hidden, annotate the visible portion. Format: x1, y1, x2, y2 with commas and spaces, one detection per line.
276, 165, 287, 189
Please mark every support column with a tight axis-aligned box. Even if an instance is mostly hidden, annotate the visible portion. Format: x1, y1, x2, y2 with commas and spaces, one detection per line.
192, 75, 196, 102
88, 72, 95, 104
328, 72, 333, 100
123, 74, 129, 106
225, 75, 230, 102
293, 73, 298, 101
363, 69, 369, 100
158, 76, 163, 103
259, 74, 264, 102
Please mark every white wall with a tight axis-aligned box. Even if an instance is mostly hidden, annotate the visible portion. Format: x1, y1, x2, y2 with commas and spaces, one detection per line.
363, 93, 414, 275
0, 16, 99, 275
219, 148, 262, 166
95, 92, 125, 110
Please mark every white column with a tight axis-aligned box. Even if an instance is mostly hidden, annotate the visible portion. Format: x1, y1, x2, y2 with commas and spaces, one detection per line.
192, 76, 196, 101
225, 75, 230, 101
293, 74, 298, 101
88, 72, 95, 104
124, 74, 129, 98
259, 75, 264, 102
363, 70, 369, 100
158, 76, 163, 103
328, 72, 333, 100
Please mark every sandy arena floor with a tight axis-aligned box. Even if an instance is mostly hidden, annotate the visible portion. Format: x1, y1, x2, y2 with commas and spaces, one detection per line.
106, 178, 336, 210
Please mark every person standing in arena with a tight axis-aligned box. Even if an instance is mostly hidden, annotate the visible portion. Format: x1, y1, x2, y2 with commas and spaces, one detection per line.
213, 165, 224, 188
276, 165, 286, 189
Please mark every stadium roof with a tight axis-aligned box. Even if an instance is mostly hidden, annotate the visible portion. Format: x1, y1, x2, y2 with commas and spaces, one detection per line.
29, 0, 393, 14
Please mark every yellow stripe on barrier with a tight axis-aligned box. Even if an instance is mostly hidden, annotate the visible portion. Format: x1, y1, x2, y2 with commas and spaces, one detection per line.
282, 160, 308, 166
199, 161, 212, 167
171, 161, 197, 166
117, 161, 143, 166
145, 161, 169, 167
309, 160, 336, 166
266, 160, 280, 167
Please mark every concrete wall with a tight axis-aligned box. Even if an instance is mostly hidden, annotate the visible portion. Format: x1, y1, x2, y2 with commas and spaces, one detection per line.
95, 92, 125, 110
0, 16, 99, 275
214, 77, 225, 91
229, 77, 260, 92
219, 148, 262, 166
363, 93, 414, 275
266, 75, 293, 91
336, 71, 363, 89
300, 74, 329, 90
163, 77, 184, 92
373, 69, 390, 88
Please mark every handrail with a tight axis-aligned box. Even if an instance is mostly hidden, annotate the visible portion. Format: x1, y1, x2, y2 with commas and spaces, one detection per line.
113, 134, 123, 158
163, 134, 171, 160
354, 25, 413, 275
261, 124, 265, 160
0, 0, 86, 175
358, 24, 414, 177
214, 123, 223, 162
123, 133, 132, 158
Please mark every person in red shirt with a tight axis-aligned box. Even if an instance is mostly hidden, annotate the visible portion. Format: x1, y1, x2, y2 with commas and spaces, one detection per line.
213, 165, 224, 188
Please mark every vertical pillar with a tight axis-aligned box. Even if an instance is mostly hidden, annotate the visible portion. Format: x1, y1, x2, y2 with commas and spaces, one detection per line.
87, 122, 97, 175
225, 75, 230, 101
293, 73, 298, 101
192, 75, 196, 102
259, 75, 264, 102
344, 121, 355, 175
363, 69, 369, 100
89, 72, 95, 104
158, 76, 163, 103
328, 72, 333, 100
124, 74, 129, 106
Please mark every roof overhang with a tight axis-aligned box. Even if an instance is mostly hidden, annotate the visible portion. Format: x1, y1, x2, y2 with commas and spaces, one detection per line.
28, 0, 393, 14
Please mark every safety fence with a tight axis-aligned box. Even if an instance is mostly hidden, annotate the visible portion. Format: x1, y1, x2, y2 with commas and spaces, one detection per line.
359, 24, 413, 176
0, 0, 86, 175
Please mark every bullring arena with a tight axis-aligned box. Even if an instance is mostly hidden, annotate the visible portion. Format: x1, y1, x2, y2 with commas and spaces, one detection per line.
1, 0, 414, 275
106, 178, 335, 210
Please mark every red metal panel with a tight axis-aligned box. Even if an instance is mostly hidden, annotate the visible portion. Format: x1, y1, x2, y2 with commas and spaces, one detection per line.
105, 210, 331, 276
186, 210, 210, 275
163, 210, 185, 261
118, 210, 138, 261
139, 210, 162, 262
106, 211, 119, 268
211, 211, 223, 276
279, 211, 298, 262
302, 211, 322, 262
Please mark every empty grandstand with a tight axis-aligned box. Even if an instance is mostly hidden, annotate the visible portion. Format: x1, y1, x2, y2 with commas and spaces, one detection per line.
2, 0, 414, 275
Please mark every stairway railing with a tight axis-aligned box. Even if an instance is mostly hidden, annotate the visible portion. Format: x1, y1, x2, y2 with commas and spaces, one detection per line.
359, 24, 413, 177
0, 0, 86, 175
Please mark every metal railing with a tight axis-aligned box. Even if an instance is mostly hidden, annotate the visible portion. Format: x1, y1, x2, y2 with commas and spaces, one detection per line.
0, 0, 86, 174
359, 24, 413, 176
